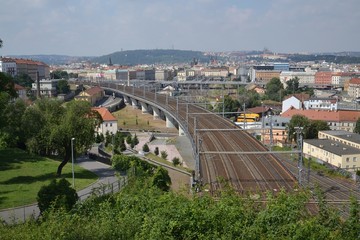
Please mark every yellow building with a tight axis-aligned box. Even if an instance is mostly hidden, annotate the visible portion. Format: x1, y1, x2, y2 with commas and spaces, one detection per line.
75, 86, 104, 106
303, 139, 360, 172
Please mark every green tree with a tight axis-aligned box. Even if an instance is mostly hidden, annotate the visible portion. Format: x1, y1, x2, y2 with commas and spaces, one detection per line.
307, 120, 330, 139
142, 143, 150, 152
160, 150, 168, 160
51, 70, 69, 79
354, 118, 360, 133
22, 99, 100, 176
133, 134, 139, 146
151, 167, 171, 191
126, 135, 132, 144
13, 73, 33, 88
265, 77, 284, 102
285, 77, 300, 94
172, 157, 181, 166
0, 72, 17, 98
37, 178, 78, 213
0, 98, 26, 148
112, 154, 132, 172
57, 79, 70, 94
287, 114, 310, 142
214, 95, 240, 117
154, 146, 159, 156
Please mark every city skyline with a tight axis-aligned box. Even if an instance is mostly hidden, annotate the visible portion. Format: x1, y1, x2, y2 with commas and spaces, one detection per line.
1, 0, 359, 56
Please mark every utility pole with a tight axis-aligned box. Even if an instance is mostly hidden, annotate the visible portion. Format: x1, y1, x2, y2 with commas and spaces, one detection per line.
243, 103, 246, 129
269, 114, 273, 151
295, 127, 304, 185
261, 102, 264, 144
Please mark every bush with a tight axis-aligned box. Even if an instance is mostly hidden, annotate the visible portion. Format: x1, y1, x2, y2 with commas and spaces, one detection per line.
151, 167, 171, 191
172, 157, 181, 166
133, 134, 139, 146
142, 143, 150, 153
160, 150, 168, 160
37, 178, 78, 213
112, 154, 131, 172
154, 147, 159, 156
126, 135, 132, 144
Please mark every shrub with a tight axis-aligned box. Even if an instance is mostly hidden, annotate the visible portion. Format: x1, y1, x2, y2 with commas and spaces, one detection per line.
142, 143, 150, 153
160, 150, 168, 160
151, 167, 171, 191
126, 135, 132, 144
37, 179, 78, 213
133, 134, 139, 146
112, 154, 131, 172
154, 147, 159, 156
172, 157, 181, 166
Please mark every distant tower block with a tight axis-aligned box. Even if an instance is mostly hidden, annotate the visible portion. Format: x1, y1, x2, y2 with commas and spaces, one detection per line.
109, 57, 113, 66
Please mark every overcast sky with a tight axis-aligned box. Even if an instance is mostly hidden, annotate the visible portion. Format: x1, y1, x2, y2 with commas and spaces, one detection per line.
1, 0, 359, 56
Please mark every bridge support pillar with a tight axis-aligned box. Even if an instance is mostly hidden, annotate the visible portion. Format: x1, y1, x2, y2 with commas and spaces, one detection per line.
178, 125, 185, 136
131, 98, 138, 109
165, 113, 176, 128
123, 96, 130, 105
140, 102, 148, 114
152, 107, 160, 120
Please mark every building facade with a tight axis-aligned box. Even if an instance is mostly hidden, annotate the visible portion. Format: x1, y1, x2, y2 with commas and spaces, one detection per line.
92, 107, 118, 135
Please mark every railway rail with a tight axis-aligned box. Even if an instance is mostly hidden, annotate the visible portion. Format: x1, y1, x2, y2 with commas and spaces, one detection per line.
98, 83, 297, 193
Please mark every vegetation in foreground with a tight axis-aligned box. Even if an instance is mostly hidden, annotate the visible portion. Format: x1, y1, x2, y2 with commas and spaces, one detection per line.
0, 148, 98, 209
1, 174, 359, 239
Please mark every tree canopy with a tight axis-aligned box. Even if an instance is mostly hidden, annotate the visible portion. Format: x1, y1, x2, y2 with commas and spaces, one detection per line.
354, 118, 360, 134
287, 115, 330, 142
265, 77, 284, 102
57, 79, 70, 94
22, 99, 101, 175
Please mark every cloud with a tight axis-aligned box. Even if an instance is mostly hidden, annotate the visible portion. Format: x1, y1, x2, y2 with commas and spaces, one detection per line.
0, 0, 359, 55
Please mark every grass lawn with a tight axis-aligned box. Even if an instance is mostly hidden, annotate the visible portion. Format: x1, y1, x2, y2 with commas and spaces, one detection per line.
112, 105, 177, 133
0, 148, 98, 210
144, 153, 191, 173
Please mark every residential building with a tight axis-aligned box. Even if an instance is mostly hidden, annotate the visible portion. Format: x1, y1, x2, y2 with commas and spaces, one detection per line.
348, 78, 360, 99
262, 115, 289, 145
0, 57, 49, 80
273, 62, 289, 71
303, 98, 338, 111
303, 139, 360, 172
0, 58, 17, 77
253, 70, 281, 83
201, 67, 229, 78
318, 130, 360, 150
281, 93, 310, 113
281, 108, 360, 132
75, 86, 104, 106
31, 79, 59, 97
92, 107, 118, 135
280, 71, 315, 86
314, 71, 333, 86
14, 84, 27, 100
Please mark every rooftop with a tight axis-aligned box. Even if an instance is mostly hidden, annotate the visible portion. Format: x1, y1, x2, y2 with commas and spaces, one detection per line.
304, 139, 360, 156
319, 130, 360, 145
92, 107, 117, 122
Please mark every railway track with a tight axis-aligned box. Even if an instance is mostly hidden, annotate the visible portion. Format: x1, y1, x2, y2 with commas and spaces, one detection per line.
100, 83, 297, 193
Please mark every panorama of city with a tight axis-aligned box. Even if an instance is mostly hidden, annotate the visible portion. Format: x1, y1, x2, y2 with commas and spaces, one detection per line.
1, 2, 360, 239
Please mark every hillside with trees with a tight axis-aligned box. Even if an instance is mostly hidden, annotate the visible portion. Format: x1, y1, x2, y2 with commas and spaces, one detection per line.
92, 49, 211, 65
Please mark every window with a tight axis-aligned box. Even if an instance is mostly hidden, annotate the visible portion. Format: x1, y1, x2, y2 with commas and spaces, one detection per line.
105, 123, 108, 127
346, 165, 349, 169
110, 123, 112, 127
346, 157, 350, 162
353, 157, 357, 162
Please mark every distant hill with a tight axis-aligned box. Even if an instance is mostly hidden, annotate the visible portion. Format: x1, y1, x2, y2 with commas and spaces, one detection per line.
91, 49, 211, 65
287, 54, 360, 64
6, 55, 93, 65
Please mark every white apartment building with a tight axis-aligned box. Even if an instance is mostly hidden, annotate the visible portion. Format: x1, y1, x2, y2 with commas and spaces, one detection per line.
0, 58, 17, 77
31, 79, 59, 97
280, 71, 315, 86
92, 107, 118, 135
303, 98, 338, 111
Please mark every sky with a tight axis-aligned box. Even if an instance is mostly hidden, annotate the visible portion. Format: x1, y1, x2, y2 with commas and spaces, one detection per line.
1, 0, 359, 56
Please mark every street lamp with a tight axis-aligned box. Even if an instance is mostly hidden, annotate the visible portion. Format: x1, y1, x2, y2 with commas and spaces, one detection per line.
71, 137, 75, 188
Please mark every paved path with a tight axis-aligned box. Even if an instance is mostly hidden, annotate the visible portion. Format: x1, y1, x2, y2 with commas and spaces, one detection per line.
0, 156, 119, 224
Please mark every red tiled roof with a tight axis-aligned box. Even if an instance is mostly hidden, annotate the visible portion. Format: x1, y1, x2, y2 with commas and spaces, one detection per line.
349, 78, 360, 85
246, 106, 271, 114
14, 84, 25, 91
85, 86, 103, 96
92, 107, 117, 121
281, 108, 360, 122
